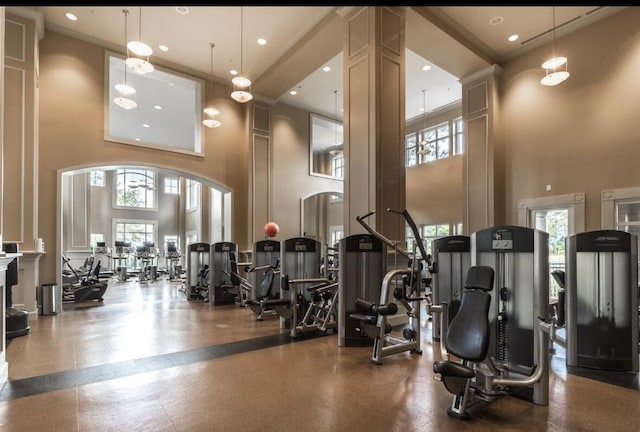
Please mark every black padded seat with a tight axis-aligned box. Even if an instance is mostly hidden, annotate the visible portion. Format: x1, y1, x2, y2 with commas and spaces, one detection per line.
433, 361, 475, 379
433, 265, 494, 375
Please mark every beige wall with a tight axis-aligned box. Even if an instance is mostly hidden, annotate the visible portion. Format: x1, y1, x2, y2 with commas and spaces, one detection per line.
270, 102, 343, 240
498, 7, 640, 230
38, 30, 250, 282
405, 104, 464, 227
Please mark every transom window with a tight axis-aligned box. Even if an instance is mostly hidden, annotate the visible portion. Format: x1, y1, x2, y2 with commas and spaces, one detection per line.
115, 168, 156, 209
89, 170, 105, 187
164, 177, 179, 194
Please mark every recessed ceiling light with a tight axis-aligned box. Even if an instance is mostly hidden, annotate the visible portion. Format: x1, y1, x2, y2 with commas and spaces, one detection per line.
489, 16, 503, 26
65, 12, 78, 21
175, 7, 189, 15
422, 65, 432, 71
154, 105, 162, 110
257, 38, 266, 45
230, 69, 238, 76
142, 123, 150, 128
323, 66, 331, 72
135, 138, 141, 141
289, 90, 297, 95
159, 45, 169, 52
508, 34, 519, 42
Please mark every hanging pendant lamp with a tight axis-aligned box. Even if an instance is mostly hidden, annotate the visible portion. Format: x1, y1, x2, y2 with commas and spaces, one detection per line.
126, 7, 154, 75
203, 43, 222, 129
231, 6, 253, 103
114, 9, 137, 110
541, 7, 570, 86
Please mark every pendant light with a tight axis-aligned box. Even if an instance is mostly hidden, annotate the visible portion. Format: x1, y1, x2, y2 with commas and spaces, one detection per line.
203, 42, 222, 129
230, 6, 253, 103
126, 7, 154, 75
417, 90, 431, 156
329, 90, 342, 157
114, 9, 137, 110
540, 7, 570, 86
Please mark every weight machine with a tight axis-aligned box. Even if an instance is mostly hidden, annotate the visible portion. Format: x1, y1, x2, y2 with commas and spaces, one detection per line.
349, 208, 429, 364
433, 225, 552, 420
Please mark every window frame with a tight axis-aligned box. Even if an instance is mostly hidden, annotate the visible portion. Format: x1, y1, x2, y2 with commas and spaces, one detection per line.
113, 168, 157, 210
104, 51, 205, 157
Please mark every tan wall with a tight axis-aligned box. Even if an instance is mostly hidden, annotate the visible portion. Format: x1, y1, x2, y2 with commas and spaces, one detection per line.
405, 104, 464, 227
499, 8, 640, 230
270, 102, 343, 240
38, 30, 249, 282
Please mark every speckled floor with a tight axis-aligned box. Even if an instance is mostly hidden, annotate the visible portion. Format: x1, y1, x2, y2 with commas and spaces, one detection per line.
1, 277, 639, 431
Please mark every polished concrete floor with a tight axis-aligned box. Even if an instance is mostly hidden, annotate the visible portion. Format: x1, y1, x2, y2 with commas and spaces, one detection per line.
1, 276, 640, 431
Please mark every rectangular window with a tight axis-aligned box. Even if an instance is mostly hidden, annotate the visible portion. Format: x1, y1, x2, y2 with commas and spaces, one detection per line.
331, 155, 344, 179
330, 226, 344, 247
310, 113, 343, 180
406, 225, 417, 253
420, 122, 450, 164
164, 177, 179, 195
186, 179, 200, 210
115, 221, 155, 247
90, 233, 104, 247
89, 170, 105, 187
115, 168, 156, 209
106, 53, 204, 156
421, 224, 451, 255
405, 132, 417, 167
453, 117, 464, 155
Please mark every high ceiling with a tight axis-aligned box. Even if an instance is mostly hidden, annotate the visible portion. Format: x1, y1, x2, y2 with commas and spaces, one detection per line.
25, 5, 626, 121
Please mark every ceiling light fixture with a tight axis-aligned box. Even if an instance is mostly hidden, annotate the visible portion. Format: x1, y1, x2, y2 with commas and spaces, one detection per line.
203, 43, 222, 129
541, 7, 570, 86
125, 7, 154, 75
231, 7, 253, 103
114, 9, 137, 110
417, 89, 432, 157
65, 12, 77, 21
508, 34, 519, 42
329, 89, 343, 157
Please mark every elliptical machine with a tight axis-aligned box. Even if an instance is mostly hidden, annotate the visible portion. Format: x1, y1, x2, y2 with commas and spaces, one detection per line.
62, 254, 108, 302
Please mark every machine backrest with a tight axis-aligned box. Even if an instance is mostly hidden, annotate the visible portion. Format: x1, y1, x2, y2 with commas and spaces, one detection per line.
551, 269, 565, 289
228, 252, 241, 286
445, 265, 494, 362
257, 269, 275, 299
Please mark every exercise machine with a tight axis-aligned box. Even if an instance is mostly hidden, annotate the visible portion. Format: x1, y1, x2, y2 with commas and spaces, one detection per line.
112, 241, 135, 282
246, 240, 289, 320
338, 233, 386, 347
433, 225, 551, 420
92, 242, 113, 276
136, 241, 160, 283
281, 237, 338, 337
165, 242, 183, 280
429, 235, 471, 343
211, 242, 242, 306
185, 242, 210, 300
350, 209, 429, 364
565, 230, 638, 372
62, 255, 108, 302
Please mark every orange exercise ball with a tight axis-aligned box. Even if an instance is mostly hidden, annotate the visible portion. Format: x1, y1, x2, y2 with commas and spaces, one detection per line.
264, 222, 280, 238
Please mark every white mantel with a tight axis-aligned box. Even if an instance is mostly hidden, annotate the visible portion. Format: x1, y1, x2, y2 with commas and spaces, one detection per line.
0, 253, 22, 387
11, 251, 45, 318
